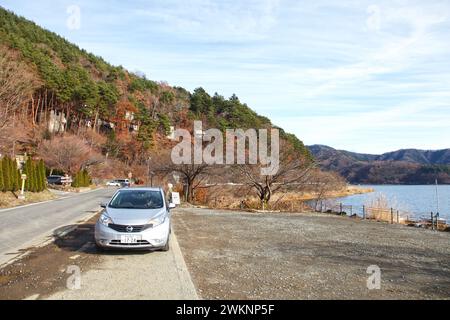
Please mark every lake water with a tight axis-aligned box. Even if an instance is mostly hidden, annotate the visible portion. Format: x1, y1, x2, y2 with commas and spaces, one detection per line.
333, 185, 450, 221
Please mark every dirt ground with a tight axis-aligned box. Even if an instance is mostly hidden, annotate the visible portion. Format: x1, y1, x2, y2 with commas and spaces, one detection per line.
173, 208, 450, 300
0, 215, 102, 300
1, 207, 449, 300
0, 212, 197, 300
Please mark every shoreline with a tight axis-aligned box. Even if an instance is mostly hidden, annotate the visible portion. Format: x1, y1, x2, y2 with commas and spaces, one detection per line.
291, 185, 374, 202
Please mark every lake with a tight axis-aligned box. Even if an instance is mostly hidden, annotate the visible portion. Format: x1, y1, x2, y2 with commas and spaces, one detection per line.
332, 185, 450, 221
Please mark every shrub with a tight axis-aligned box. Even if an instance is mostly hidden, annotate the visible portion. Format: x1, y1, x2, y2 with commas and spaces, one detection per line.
0, 159, 4, 191
2, 157, 11, 192
20, 157, 46, 193
37, 160, 46, 191
71, 169, 91, 188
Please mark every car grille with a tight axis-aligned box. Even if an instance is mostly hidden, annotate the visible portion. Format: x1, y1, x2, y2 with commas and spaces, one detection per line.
109, 240, 151, 246
108, 224, 152, 233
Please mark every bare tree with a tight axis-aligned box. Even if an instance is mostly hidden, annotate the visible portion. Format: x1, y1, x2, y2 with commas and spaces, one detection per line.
0, 48, 39, 132
38, 135, 103, 174
235, 141, 313, 209
309, 170, 346, 211
150, 149, 214, 203
157, 162, 210, 202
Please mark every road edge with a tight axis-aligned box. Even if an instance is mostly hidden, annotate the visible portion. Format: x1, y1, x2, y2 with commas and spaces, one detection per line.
0, 208, 102, 269
0, 187, 106, 214
170, 232, 200, 300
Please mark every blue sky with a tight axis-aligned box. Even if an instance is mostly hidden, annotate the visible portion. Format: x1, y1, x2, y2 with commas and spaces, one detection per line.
1, 0, 449, 154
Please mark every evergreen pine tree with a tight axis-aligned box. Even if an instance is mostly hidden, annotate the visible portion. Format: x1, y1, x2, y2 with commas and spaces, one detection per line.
87, 170, 92, 186
0, 158, 4, 192
2, 157, 11, 192
31, 162, 38, 192
35, 161, 42, 192
24, 158, 32, 191
79, 171, 84, 187
17, 169, 22, 192
11, 158, 19, 192
71, 172, 79, 188
82, 170, 89, 187
38, 160, 46, 191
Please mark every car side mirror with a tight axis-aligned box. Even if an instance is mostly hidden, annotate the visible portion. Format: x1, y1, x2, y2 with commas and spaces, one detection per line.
169, 203, 176, 209
100, 203, 107, 208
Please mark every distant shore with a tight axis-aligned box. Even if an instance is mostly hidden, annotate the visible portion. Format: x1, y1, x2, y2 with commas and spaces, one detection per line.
291, 185, 374, 202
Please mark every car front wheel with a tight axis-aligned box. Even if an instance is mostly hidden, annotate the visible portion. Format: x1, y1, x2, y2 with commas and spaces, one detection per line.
160, 236, 170, 252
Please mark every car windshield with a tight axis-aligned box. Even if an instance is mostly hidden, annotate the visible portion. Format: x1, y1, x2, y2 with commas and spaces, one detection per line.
109, 190, 164, 209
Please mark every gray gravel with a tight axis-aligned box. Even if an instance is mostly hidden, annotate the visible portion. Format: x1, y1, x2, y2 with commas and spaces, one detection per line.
46, 233, 198, 300
173, 208, 450, 300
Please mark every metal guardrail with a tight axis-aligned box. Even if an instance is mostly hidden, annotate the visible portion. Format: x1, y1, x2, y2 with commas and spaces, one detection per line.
315, 201, 447, 229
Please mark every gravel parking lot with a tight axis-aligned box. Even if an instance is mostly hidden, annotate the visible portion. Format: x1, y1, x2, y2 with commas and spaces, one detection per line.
173, 208, 450, 300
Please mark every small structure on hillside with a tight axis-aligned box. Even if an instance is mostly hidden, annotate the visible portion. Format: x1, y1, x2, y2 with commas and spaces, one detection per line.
167, 126, 175, 140
48, 110, 67, 133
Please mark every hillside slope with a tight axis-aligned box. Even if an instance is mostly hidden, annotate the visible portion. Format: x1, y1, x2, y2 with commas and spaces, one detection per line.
0, 6, 310, 170
309, 145, 450, 184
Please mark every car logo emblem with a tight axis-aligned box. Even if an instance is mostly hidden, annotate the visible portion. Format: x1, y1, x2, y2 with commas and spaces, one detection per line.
126, 226, 134, 233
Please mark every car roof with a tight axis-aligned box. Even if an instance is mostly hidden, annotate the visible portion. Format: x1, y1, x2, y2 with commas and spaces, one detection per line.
118, 187, 162, 192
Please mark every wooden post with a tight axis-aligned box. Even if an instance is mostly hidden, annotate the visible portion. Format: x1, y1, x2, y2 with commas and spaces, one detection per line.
435, 214, 438, 230
391, 208, 394, 224
397, 210, 399, 224
431, 212, 434, 230
362, 205, 365, 219
340, 203, 343, 214
18, 174, 27, 200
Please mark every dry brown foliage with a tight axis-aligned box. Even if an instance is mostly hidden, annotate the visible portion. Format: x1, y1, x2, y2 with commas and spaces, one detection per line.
38, 134, 103, 174
0, 47, 40, 132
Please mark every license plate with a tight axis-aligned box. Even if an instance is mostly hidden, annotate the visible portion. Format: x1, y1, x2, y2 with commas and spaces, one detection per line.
120, 235, 141, 244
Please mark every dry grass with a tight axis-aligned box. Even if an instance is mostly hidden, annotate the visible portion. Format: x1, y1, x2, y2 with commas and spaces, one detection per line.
297, 186, 374, 201
0, 190, 57, 209
364, 193, 409, 223
194, 185, 373, 212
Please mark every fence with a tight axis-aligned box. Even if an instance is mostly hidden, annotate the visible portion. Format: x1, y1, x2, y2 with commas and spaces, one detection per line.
315, 201, 447, 231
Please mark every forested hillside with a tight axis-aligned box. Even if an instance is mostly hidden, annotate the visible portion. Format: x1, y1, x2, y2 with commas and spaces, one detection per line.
309, 145, 450, 184
0, 6, 310, 185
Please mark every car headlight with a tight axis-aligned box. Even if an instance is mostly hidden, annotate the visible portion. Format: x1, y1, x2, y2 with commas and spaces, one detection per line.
148, 213, 166, 227
99, 213, 113, 226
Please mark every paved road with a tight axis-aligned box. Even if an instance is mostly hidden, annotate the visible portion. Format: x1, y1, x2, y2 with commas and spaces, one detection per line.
47, 232, 198, 300
0, 188, 116, 266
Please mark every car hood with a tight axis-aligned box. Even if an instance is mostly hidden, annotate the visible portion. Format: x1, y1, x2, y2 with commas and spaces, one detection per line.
105, 207, 166, 225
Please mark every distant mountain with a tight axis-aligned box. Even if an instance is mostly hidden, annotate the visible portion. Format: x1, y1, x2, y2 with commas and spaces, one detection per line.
377, 149, 450, 164
308, 145, 450, 185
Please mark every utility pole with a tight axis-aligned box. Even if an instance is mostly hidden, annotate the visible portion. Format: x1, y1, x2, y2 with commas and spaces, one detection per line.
147, 157, 153, 187
435, 179, 440, 215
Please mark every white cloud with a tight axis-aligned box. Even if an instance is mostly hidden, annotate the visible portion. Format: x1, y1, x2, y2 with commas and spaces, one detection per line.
2, 0, 449, 153
366, 5, 382, 31
133, 0, 281, 41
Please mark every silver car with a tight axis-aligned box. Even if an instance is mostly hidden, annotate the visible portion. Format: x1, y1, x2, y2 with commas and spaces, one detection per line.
95, 188, 175, 251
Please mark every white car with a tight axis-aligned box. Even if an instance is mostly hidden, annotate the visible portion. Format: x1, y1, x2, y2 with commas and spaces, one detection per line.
106, 180, 121, 187
95, 188, 174, 251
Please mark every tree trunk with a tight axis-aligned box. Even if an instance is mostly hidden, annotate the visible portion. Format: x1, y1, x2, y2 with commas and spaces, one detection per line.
187, 182, 194, 203
93, 109, 99, 132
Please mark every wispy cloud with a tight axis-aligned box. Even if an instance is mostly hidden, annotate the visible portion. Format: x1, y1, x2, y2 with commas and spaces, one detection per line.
132, 0, 281, 41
